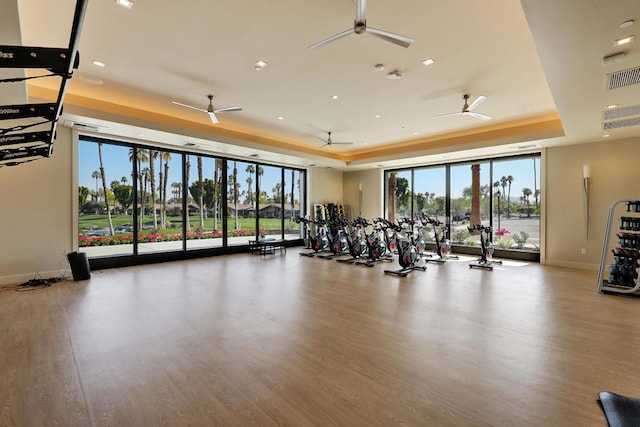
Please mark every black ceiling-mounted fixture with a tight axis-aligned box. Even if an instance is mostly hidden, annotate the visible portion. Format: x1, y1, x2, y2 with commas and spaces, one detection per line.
0, 0, 88, 167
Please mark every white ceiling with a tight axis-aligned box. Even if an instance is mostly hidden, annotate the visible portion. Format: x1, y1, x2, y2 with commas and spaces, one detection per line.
5, 0, 640, 169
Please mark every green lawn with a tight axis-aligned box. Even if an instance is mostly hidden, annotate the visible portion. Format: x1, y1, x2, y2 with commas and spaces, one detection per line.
79, 214, 299, 236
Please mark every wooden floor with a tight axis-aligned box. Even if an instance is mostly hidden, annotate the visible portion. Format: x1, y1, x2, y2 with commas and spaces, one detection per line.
2, 249, 638, 426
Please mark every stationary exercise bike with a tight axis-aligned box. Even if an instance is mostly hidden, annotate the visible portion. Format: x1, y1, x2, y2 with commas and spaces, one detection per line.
355, 218, 393, 267
295, 217, 329, 257
317, 217, 350, 260
337, 217, 370, 264
467, 224, 502, 270
421, 214, 458, 264
383, 219, 427, 277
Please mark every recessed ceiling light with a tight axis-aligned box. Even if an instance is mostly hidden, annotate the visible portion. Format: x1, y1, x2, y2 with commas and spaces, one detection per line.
422, 58, 435, 66
374, 64, 385, 71
254, 60, 268, 70
137, 133, 145, 138
620, 20, 635, 29
115, 0, 133, 9
92, 60, 106, 67
614, 35, 635, 46
79, 75, 103, 85
386, 70, 402, 79
331, 95, 339, 99
375, 114, 381, 118
607, 104, 618, 109
603, 134, 610, 138
277, 116, 284, 120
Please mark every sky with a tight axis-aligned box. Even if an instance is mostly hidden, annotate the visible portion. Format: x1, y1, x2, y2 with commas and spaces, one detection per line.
79, 139, 539, 202
78, 140, 290, 196
399, 157, 540, 200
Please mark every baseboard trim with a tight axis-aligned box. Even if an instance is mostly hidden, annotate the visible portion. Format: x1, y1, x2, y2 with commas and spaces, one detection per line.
0, 269, 72, 286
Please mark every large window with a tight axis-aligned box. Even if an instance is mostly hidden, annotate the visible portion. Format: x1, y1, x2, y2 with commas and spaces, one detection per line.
78, 137, 306, 262
384, 154, 541, 259
186, 155, 223, 251
78, 141, 134, 257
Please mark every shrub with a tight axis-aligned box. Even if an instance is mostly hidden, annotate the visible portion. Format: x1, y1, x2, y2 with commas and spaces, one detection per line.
513, 231, 529, 249
452, 228, 470, 244
464, 238, 478, 246
496, 237, 514, 249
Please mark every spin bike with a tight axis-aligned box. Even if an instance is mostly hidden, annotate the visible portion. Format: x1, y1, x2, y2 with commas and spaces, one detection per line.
355, 218, 393, 267
317, 217, 350, 260
467, 224, 502, 271
383, 219, 427, 277
422, 215, 458, 264
337, 217, 370, 264
295, 217, 329, 257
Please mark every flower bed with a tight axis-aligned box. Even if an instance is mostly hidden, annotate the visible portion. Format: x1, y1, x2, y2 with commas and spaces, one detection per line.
79, 228, 263, 247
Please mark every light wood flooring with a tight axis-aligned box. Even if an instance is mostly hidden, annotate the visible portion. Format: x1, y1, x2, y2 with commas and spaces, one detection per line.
2, 249, 639, 426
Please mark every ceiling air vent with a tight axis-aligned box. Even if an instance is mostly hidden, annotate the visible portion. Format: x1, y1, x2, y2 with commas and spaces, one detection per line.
602, 104, 640, 121
605, 66, 640, 90
602, 116, 640, 130
63, 120, 101, 132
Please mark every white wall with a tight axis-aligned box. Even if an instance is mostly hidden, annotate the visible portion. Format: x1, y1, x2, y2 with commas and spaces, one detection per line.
545, 137, 640, 269
307, 167, 344, 217
0, 126, 74, 285
343, 169, 382, 219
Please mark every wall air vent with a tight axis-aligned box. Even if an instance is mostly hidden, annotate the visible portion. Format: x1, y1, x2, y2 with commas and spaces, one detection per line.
602, 104, 640, 121
63, 120, 101, 132
602, 116, 640, 130
605, 66, 640, 90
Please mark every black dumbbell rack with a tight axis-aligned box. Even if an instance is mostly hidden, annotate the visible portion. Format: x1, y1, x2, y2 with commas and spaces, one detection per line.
598, 200, 640, 295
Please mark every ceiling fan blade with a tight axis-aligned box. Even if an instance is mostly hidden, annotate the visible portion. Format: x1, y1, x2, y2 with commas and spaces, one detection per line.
430, 112, 463, 119
172, 101, 207, 113
328, 141, 353, 145
467, 95, 487, 111
214, 107, 242, 113
465, 111, 492, 120
366, 27, 414, 48
207, 112, 219, 124
308, 28, 354, 49
355, 0, 367, 22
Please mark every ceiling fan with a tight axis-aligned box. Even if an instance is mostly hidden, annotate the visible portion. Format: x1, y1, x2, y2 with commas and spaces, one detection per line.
309, 0, 414, 50
318, 132, 353, 148
172, 95, 242, 124
431, 94, 492, 120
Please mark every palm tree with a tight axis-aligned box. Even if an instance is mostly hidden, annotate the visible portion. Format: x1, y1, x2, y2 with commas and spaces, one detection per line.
256, 165, 264, 202
213, 159, 222, 231
245, 164, 255, 205
534, 189, 540, 213
121, 176, 128, 184
97, 143, 115, 235
141, 167, 150, 226
171, 182, 181, 202
159, 152, 171, 229
470, 164, 481, 226
232, 161, 239, 229
522, 187, 532, 217
148, 149, 158, 230
506, 175, 514, 218
129, 148, 149, 227
185, 156, 191, 231
91, 170, 101, 201
197, 156, 204, 229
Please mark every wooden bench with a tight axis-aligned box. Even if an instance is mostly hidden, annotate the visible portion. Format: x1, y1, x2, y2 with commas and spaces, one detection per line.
248, 238, 286, 255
